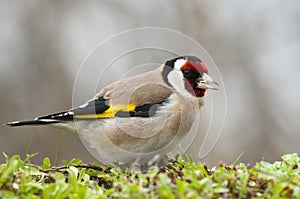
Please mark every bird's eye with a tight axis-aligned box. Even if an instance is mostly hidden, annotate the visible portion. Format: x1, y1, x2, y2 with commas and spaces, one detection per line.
182, 70, 191, 78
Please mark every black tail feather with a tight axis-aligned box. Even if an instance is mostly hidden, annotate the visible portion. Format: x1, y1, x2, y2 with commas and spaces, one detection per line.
5, 119, 60, 127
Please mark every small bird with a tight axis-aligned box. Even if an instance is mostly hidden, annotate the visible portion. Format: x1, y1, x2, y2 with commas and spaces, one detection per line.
6, 56, 218, 165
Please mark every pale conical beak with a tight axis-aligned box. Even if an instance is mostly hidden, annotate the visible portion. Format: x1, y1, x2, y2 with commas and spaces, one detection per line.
196, 73, 219, 90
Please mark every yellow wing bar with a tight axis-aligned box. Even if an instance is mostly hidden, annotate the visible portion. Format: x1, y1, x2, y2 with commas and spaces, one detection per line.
74, 104, 136, 119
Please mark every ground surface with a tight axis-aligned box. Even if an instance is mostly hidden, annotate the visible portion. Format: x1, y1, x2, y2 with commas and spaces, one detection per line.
0, 153, 299, 198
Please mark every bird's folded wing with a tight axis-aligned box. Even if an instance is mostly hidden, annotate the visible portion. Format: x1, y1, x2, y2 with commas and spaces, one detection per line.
37, 96, 168, 121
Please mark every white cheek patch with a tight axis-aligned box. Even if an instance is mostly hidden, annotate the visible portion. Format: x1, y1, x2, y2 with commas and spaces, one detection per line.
168, 70, 196, 99
168, 70, 183, 89
174, 59, 187, 70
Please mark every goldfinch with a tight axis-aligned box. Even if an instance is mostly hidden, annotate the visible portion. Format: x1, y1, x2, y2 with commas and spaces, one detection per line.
6, 56, 219, 164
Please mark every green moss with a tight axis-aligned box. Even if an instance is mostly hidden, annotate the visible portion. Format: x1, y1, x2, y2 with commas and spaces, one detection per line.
0, 153, 299, 198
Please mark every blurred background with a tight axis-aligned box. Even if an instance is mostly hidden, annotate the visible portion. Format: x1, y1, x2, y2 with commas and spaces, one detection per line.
0, 0, 299, 167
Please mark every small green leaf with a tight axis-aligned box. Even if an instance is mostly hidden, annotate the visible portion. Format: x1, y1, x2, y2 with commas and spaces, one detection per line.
41, 157, 51, 169
62, 160, 68, 166
69, 158, 82, 166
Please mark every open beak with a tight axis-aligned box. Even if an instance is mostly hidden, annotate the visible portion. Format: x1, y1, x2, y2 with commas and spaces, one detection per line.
196, 73, 219, 90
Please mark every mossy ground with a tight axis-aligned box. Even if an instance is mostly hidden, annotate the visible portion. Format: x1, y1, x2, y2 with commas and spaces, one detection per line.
0, 153, 299, 198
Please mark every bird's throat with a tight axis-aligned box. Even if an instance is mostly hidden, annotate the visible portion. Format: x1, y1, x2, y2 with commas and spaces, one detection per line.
183, 79, 206, 97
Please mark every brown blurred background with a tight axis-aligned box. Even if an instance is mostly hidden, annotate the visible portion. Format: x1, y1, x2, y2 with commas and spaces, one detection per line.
1, 1, 299, 166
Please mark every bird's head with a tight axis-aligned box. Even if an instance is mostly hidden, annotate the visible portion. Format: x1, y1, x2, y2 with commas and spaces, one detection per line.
163, 56, 219, 98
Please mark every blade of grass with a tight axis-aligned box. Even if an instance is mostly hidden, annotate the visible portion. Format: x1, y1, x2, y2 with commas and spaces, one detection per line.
24, 132, 36, 159
55, 131, 65, 166
231, 151, 245, 166
178, 144, 192, 162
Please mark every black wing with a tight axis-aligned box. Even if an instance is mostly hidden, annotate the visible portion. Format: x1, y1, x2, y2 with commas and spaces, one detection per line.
38, 96, 110, 121
6, 97, 110, 126
115, 100, 167, 118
